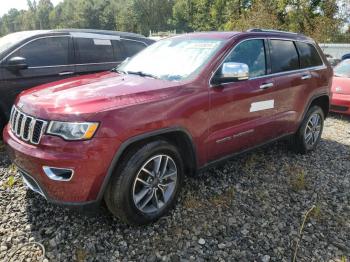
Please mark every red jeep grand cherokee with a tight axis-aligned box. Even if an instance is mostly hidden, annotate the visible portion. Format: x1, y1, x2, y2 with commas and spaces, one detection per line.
4, 29, 332, 225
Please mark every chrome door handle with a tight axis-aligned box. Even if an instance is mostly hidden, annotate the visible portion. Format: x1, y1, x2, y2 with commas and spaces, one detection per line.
301, 74, 312, 80
260, 83, 274, 89
59, 71, 74, 76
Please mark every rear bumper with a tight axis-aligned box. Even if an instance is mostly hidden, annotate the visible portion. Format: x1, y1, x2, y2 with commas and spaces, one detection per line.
3, 124, 121, 205
330, 93, 350, 115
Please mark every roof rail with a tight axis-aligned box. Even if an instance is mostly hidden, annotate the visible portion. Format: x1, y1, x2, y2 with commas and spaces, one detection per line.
247, 28, 303, 36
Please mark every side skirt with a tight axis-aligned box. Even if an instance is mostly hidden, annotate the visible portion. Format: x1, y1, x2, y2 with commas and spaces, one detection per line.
197, 133, 293, 173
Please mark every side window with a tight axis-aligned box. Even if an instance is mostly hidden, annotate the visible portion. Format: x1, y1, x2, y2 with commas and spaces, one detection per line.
223, 39, 266, 78
112, 40, 127, 61
122, 40, 146, 57
296, 42, 323, 68
76, 38, 114, 64
270, 40, 299, 73
10, 37, 69, 67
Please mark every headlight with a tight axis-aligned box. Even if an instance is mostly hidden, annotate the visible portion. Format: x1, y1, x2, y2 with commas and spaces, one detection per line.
47, 121, 99, 140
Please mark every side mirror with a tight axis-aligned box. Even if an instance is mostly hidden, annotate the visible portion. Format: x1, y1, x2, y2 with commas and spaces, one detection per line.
212, 62, 249, 85
5, 57, 28, 71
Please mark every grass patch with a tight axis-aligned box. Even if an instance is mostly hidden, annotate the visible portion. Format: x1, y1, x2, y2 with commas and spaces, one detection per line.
3, 175, 16, 189
290, 171, 306, 191
286, 165, 308, 191
183, 193, 203, 209
243, 153, 259, 173
255, 189, 270, 202
309, 203, 322, 221
209, 186, 235, 207
76, 248, 88, 262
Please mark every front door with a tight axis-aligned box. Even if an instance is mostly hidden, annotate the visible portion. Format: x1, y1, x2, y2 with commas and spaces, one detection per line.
1, 36, 75, 118
208, 38, 280, 161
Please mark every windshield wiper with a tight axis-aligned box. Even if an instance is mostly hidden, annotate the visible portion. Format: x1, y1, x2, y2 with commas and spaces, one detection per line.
126, 71, 159, 79
111, 68, 126, 74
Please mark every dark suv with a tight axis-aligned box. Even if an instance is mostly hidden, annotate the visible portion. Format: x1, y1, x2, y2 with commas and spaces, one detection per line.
4, 29, 332, 225
0, 29, 154, 130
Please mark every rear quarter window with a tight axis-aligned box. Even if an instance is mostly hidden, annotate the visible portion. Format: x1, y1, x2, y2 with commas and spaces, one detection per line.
75, 37, 115, 64
270, 40, 299, 73
296, 42, 323, 68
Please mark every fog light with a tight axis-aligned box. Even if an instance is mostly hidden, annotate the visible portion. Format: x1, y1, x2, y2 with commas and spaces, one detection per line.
43, 166, 74, 181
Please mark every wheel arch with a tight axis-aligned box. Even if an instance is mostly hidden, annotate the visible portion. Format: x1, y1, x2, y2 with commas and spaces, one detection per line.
96, 127, 198, 201
309, 95, 329, 118
301, 93, 330, 123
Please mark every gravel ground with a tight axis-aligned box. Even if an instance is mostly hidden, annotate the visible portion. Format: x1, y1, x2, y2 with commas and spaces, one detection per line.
0, 114, 349, 262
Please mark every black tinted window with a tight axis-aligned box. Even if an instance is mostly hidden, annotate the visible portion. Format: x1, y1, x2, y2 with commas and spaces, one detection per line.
270, 40, 299, 73
13, 37, 69, 67
296, 42, 323, 68
224, 39, 266, 78
76, 38, 114, 64
123, 40, 146, 57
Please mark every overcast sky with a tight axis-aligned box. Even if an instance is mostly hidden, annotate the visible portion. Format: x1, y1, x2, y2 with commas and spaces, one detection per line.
0, 0, 63, 16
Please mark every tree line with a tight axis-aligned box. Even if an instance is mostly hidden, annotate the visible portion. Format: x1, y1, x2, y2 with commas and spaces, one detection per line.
0, 0, 349, 43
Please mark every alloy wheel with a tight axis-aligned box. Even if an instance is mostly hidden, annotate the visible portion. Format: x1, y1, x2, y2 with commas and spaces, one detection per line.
132, 154, 177, 214
304, 112, 322, 146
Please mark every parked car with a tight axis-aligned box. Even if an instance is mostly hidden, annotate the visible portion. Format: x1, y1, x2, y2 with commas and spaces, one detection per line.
0, 29, 154, 131
4, 29, 332, 225
342, 53, 350, 60
330, 59, 350, 115
325, 54, 341, 67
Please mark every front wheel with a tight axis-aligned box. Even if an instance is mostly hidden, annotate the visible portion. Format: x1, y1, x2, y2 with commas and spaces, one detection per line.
104, 140, 184, 225
291, 105, 324, 154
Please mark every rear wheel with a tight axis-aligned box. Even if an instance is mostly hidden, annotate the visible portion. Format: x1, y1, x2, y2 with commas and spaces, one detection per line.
104, 140, 184, 225
291, 105, 324, 154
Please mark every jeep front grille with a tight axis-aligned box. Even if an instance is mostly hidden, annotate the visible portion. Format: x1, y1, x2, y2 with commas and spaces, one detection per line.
9, 106, 47, 145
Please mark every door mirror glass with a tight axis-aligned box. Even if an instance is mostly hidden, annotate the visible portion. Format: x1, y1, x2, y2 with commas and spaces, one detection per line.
5, 56, 28, 71
212, 62, 249, 85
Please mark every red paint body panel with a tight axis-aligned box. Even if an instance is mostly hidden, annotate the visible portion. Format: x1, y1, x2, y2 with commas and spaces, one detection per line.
331, 76, 350, 115
4, 31, 332, 204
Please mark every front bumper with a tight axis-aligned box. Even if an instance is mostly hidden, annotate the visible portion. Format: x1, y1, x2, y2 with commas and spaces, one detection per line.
4, 125, 121, 205
331, 93, 350, 115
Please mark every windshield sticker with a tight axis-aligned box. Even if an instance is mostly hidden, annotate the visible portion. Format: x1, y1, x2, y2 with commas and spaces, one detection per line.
93, 39, 112, 46
185, 42, 220, 49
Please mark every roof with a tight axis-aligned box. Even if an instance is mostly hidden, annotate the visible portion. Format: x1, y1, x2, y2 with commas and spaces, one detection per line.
174, 31, 241, 40
169, 30, 313, 42
4, 29, 147, 39
51, 29, 146, 39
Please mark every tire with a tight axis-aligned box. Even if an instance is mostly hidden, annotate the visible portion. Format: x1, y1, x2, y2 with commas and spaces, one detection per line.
104, 140, 184, 225
0, 113, 5, 140
291, 105, 324, 154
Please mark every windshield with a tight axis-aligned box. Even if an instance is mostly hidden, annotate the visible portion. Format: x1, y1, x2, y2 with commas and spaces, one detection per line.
0, 31, 43, 55
334, 59, 350, 78
117, 38, 224, 81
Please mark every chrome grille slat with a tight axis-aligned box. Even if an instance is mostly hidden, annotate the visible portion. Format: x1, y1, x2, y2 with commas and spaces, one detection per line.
9, 106, 47, 145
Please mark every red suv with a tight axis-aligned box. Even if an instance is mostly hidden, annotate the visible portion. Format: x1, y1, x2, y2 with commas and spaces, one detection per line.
4, 29, 332, 225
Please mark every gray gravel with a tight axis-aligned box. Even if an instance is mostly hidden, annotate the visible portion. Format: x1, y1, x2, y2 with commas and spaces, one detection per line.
0, 114, 349, 261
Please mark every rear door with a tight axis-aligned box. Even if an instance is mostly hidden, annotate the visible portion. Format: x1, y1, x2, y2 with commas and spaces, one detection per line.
208, 38, 281, 161
294, 41, 327, 120
267, 39, 328, 135
265, 39, 304, 135
1, 35, 74, 117
73, 35, 122, 74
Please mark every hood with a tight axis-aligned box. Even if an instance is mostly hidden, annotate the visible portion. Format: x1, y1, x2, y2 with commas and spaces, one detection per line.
332, 76, 350, 95
17, 72, 181, 120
